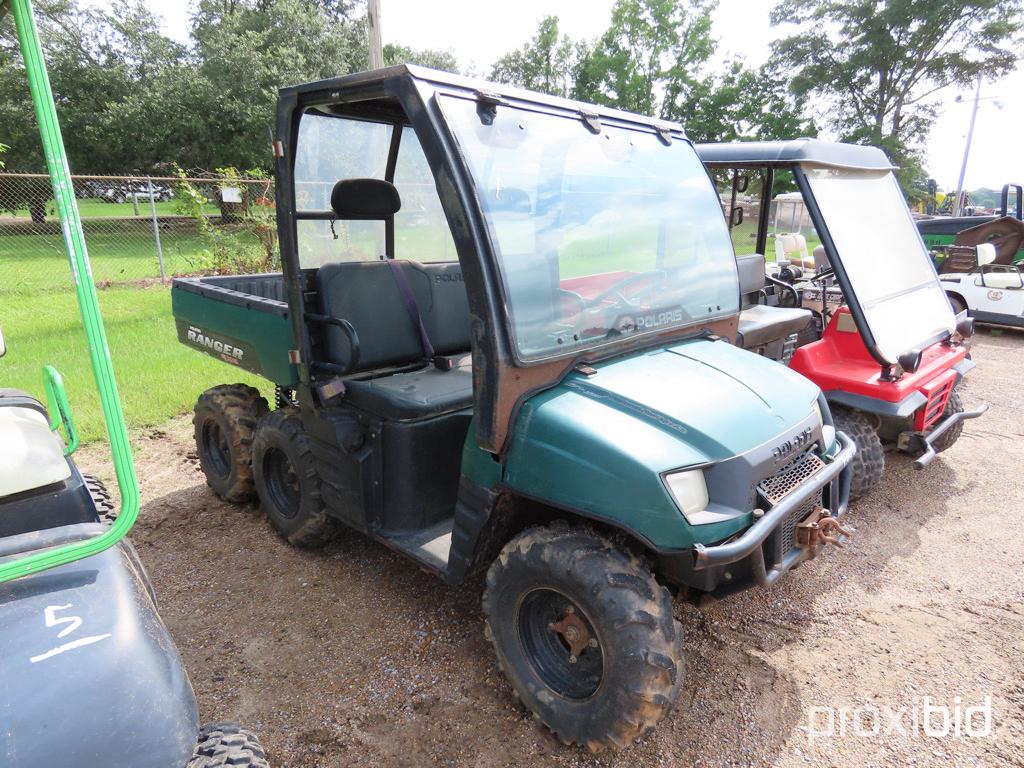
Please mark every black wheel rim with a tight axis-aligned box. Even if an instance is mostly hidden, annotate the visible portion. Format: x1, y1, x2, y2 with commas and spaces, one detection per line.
201, 420, 231, 479
517, 588, 604, 700
262, 447, 300, 520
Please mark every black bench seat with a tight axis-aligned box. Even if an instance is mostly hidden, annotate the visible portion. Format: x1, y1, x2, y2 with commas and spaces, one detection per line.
344, 355, 473, 421
315, 259, 474, 420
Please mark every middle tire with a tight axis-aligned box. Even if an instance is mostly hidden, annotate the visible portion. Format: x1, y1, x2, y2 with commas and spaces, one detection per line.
483, 525, 684, 752
251, 407, 337, 548
832, 406, 885, 501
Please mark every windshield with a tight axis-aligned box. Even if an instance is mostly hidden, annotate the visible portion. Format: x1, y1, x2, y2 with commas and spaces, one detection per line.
804, 168, 954, 362
441, 96, 739, 361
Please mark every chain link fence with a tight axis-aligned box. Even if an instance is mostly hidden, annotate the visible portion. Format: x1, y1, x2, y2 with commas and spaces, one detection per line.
0, 172, 276, 296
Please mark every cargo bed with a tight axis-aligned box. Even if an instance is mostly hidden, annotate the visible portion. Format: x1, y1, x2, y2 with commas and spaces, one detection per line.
171, 273, 298, 385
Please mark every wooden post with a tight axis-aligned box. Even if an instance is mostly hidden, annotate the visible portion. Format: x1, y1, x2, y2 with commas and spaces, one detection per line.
367, 0, 384, 69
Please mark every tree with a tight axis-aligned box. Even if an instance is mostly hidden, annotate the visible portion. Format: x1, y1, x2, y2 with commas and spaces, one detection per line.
489, 16, 578, 97
573, 0, 716, 117
0, 0, 187, 217
770, 0, 1023, 185
383, 43, 458, 73
664, 59, 818, 143
187, 0, 366, 170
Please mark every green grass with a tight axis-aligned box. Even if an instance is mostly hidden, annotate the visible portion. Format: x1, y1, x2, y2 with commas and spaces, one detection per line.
0, 228, 210, 294
8, 198, 221, 219
1, 286, 268, 443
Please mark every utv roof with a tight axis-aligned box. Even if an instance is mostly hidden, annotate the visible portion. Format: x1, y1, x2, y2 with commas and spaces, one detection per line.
281, 64, 686, 138
696, 138, 896, 171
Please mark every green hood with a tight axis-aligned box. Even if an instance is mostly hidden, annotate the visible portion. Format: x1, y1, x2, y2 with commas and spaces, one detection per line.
568, 339, 821, 463
502, 338, 823, 549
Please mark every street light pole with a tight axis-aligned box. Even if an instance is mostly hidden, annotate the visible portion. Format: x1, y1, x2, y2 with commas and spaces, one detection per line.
952, 76, 982, 218
367, 0, 384, 69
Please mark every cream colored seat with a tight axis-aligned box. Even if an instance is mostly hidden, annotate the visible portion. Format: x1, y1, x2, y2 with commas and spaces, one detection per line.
774, 233, 814, 269
0, 405, 69, 497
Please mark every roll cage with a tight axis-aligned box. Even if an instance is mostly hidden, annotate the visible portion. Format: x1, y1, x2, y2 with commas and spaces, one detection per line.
274, 66, 737, 453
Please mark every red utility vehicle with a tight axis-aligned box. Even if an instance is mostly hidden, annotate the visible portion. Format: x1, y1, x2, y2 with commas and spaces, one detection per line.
697, 139, 987, 498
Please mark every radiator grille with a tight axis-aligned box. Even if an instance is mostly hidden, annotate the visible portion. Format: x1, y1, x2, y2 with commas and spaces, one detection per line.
758, 451, 825, 505
759, 451, 826, 557
915, 373, 956, 432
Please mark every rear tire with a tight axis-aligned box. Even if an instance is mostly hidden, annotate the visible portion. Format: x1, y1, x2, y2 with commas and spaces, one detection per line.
832, 407, 885, 501
193, 384, 269, 503
483, 526, 684, 752
83, 473, 116, 524
252, 407, 337, 547
928, 388, 964, 454
188, 723, 268, 768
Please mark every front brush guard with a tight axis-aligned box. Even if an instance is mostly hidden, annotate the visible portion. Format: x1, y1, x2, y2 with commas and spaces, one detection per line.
910, 402, 989, 469
692, 431, 856, 586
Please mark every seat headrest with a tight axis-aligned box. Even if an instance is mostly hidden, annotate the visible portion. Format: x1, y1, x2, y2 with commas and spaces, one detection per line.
331, 178, 401, 220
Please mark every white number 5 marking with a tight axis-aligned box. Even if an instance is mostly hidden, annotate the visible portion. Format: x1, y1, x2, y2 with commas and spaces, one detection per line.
29, 603, 111, 664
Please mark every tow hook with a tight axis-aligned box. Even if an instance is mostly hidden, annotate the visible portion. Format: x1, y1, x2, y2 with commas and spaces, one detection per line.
796, 508, 852, 558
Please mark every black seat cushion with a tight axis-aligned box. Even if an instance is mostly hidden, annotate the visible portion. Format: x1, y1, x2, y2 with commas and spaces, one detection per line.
736, 304, 812, 349
344, 355, 473, 420
317, 260, 471, 373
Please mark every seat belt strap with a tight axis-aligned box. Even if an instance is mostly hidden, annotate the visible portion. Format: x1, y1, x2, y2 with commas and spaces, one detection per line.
386, 259, 435, 361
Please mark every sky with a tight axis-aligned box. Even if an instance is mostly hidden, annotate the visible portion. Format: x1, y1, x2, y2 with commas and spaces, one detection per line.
105, 0, 1023, 192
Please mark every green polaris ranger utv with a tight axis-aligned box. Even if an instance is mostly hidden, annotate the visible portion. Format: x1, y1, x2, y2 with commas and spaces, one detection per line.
172, 66, 855, 750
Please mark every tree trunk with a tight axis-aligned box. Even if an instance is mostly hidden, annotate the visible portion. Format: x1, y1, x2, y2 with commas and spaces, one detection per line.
28, 199, 46, 224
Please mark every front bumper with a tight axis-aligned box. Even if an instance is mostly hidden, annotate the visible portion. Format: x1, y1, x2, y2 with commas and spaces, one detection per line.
911, 402, 989, 469
657, 432, 856, 600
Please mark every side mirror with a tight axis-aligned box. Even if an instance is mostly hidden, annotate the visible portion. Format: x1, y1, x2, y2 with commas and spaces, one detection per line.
976, 243, 997, 266
0, 327, 5, 358
898, 348, 923, 374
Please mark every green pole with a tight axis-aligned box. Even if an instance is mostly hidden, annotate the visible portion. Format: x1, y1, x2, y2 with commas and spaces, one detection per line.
0, 0, 140, 583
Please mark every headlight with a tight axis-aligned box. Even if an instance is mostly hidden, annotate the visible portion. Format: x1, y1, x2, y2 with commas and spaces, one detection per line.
664, 469, 736, 526
813, 399, 836, 450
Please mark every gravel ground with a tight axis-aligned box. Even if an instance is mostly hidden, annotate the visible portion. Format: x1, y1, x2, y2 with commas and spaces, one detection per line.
81, 328, 1024, 767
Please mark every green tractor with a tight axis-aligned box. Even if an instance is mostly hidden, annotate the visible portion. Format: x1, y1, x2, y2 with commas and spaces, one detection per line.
174, 67, 855, 750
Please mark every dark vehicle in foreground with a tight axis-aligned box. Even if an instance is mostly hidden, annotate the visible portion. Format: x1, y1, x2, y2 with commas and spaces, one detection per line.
0, 337, 267, 768
0, 1, 266, 764
173, 67, 854, 750
698, 139, 986, 499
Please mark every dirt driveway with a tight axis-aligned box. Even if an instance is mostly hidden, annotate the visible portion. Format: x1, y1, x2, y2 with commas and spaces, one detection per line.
81, 329, 1024, 767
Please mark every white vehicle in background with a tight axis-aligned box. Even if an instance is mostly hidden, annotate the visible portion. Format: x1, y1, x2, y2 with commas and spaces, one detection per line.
939, 243, 1024, 329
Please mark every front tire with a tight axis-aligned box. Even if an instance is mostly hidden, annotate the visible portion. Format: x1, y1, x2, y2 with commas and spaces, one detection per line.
83, 473, 116, 524
193, 384, 268, 503
483, 526, 683, 752
947, 293, 967, 316
928, 388, 965, 454
188, 723, 268, 768
252, 407, 337, 547
832, 406, 885, 501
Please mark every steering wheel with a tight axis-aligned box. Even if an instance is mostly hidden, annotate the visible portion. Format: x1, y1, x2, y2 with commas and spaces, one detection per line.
584, 270, 668, 310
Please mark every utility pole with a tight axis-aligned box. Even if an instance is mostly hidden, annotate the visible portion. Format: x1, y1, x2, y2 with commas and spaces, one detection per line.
367, 0, 384, 70
952, 76, 981, 218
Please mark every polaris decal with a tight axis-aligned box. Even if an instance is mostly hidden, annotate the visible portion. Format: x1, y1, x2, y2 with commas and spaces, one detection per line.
614, 306, 685, 334
635, 308, 684, 329
185, 325, 245, 364
771, 426, 813, 461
